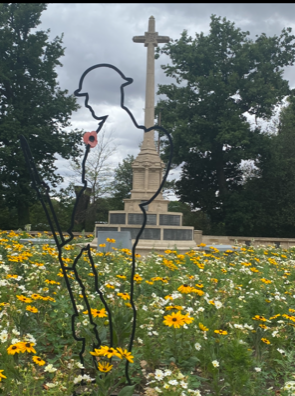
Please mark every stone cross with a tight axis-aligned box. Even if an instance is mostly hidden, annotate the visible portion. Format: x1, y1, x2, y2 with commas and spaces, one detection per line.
133, 16, 170, 151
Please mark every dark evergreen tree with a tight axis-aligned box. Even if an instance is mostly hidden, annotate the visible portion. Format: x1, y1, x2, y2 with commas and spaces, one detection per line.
0, 3, 82, 227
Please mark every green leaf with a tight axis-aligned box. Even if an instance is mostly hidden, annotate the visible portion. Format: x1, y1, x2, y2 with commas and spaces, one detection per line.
117, 385, 136, 396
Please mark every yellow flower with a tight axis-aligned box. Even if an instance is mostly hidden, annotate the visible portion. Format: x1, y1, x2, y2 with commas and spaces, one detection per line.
134, 274, 143, 282
260, 278, 272, 284
90, 348, 104, 357
106, 238, 116, 243
214, 329, 228, 335
31, 294, 41, 299
90, 345, 121, 358
116, 275, 126, 279
165, 305, 183, 311
199, 322, 209, 332
42, 296, 56, 302
99, 346, 121, 359
83, 308, 107, 318
195, 283, 204, 288
0, 370, 6, 381
146, 281, 154, 285
261, 338, 271, 344
7, 344, 21, 355
182, 313, 194, 325
283, 314, 295, 322
117, 293, 130, 300
32, 356, 46, 366
192, 288, 205, 296
269, 314, 281, 320
178, 284, 193, 294
44, 280, 60, 285
106, 284, 115, 289
121, 248, 131, 254
17, 342, 36, 354
253, 315, 267, 322
162, 259, 178, 271
163, 311, 185, 329
99, 243, 106, 247
98, 361, 113, 372
16, 295, 33, 303
259, 324, 268, 329
26, 305, 38, 313
116, 347, 134, 363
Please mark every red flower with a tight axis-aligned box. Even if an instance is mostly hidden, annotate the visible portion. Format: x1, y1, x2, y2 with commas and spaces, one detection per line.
83, 131, 97, 148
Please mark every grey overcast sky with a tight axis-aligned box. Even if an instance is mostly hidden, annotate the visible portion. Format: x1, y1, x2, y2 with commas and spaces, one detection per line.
37, 3, 295, 187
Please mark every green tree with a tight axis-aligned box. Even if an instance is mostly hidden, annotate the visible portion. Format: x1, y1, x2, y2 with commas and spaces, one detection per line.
232, 97, 295, 237
0, 3, 82, 228
156, 15, 295, 231
168, 201, 211, 234
29, 185, 76, 231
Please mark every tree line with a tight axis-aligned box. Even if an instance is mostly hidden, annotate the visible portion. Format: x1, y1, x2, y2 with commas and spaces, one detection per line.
1, 5, 295, 236
156, 15, 295, 237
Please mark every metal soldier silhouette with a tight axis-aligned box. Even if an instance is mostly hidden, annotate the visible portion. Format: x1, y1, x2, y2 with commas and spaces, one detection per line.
20, 63, 173, 388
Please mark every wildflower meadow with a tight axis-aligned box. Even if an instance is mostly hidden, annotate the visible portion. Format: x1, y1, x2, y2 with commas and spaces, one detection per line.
1, 231, 295, 395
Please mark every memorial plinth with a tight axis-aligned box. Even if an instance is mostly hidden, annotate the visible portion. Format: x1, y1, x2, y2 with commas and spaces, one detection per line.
90, 16, 197, 254
92, 208, 196, 255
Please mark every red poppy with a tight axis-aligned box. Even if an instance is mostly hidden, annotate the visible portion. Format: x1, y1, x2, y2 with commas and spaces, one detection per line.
83, 131, 97, 148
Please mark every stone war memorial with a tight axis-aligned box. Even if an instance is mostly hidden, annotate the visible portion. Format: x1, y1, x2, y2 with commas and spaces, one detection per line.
91, 16, 197, 255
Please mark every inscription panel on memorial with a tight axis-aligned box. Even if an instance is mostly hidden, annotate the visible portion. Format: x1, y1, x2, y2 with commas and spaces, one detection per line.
148, 170, 159, 190
110, 213, 126, 224
160, 214, 180, 226
133, 170, 144, 189
96, 227, 118, 237
128, 213, 156, 225
122, 227, 160, 240
163, 229, 192, 240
